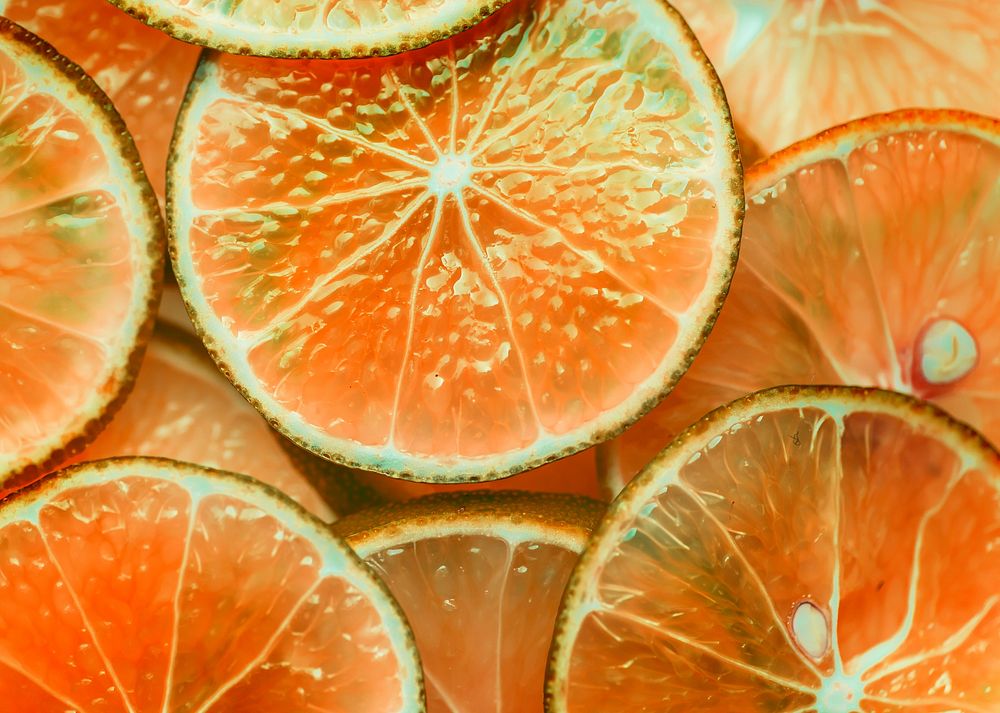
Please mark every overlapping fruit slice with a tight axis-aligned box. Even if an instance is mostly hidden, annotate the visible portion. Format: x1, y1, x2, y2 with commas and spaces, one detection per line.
110, 0, 513, 57
0, 0, 200, 203
549, 386, 1000, 712
169, 0, 743, 482
335, 492, 602, 712
602, 109, 1000, 494
0, 20, 163, 490
54, 322, 335, 520
0, 458, 424, 711
670, 0, 1000, 153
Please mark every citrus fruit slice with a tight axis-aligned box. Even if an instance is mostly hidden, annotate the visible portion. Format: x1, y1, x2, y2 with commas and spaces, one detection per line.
349, 448, 604, 506
0, 0, 200, 203
52, 322, 335, 521
0, 457, 424, 711
549, 386, 1000, 712
169, 0, 743, 482
669, 0, 1000, 154
601, 109, 1000, 495
0, 20, 163, 490
335, 491, 602, 712
109, 0, 515, 58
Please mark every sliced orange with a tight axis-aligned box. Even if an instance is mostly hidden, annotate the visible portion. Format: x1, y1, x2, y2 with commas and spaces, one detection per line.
349, 448, 605, 506
169, 0, 744, 482
51, 323, 335, 521
0, 0, 200, 203
602, 109, 1000, 495
335, 491, 602, 712
0, 20, 163, 490
670, 0, 1000, 153
549, 386, 1000, 712
111, 0, 516, 58
0, 457, 424, 711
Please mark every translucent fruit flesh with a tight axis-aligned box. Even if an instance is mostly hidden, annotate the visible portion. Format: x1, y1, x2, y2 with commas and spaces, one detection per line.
0, 458, 424, 711
0, 0, 200, 203
51, 323, 334, 521
170, 0, 742, 482
550, 387, 1000, 712
602, 110, 1000, 494
337, 492, 601, 712
0, 20, 162, 488
670, 0, 1000, 154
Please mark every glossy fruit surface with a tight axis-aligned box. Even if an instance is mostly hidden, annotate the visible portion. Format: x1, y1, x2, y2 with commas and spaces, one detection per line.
602, 110, 1000, 494
169, 0, 743, 482
0, 457, 425, 711
0, 19, 163, 489
0, 0, 200, 204
670, 0, 1000, 153
550, 386, 1000, 712
337, 491, 602, 712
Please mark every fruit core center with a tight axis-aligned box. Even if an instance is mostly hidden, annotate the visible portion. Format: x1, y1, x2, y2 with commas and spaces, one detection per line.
917, 318, 977, 385
816, 672, 864, 713
428, 153, 473, 195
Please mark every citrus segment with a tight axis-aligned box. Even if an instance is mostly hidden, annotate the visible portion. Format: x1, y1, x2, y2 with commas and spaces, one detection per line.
0, 20, 162, 489
111, 0, 519, 58
601, 110, 1000, 495
670, 0, 1000, 153
0, 0, 200, 203
53, 323, 334, 521
335, 492, 602, 712
0, 458, 424, 711
549, 387, 1000, 712
170, 0, 743, 481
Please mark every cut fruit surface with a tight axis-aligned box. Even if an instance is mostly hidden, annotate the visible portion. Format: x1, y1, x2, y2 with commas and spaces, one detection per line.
670, 0, 1000, 153
335, 491, 602, 712
54, 322, 335, 521
601, 110, 1000, 495
0, 0, 200, 203
111, 0, 517, 58
0, 20, 163, 489
549, 386, 1000, 712
169, 0, 743, 482
0, 457, 424, 711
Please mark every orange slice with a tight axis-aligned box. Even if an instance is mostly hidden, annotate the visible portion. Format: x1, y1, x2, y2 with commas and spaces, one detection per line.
0, 0, 200, 203
52, 323, 335, 521
109, 0, 515, 57
0, 457, 424, 711
335, 491, 601, 712
601, 109, 1000, 495
0, 20, 163, 490
549, 386, 1000, 712
169, 0, 743, 482
670, 0, 1000, 153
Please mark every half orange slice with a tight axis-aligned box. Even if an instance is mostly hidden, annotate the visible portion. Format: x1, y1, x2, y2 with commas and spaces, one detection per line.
54, 323, 335, 521
602, 109, 1000, 495
169, 0, 743, 482
336, 491, 602, 712
0, 0, 200, 204
550, 386, 1000, 712
0, 457, 424, 711
670, 0, 1000, 153
0, 20, 163, 490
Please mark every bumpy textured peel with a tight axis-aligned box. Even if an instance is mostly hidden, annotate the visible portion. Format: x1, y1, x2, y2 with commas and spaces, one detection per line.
0, 457, 425, 711
109, 0, 514, 58
337, 491, 602, 713
550, 386, 1000, 712
0, 19, 163, 489
56, 323, 335, 521
671, 0, 1000, 153
601, 109, 1000, 495
169, 0, 743, 482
